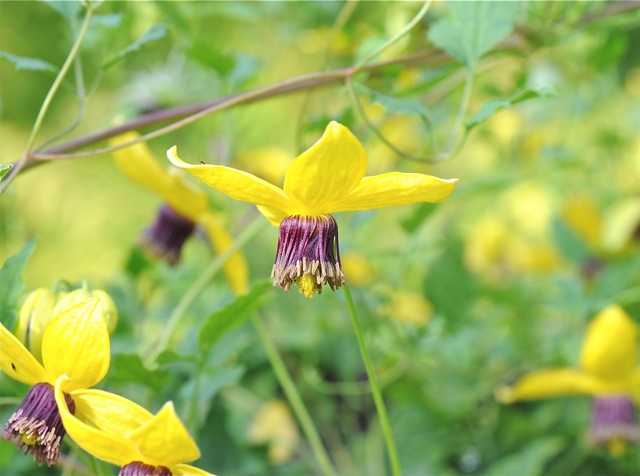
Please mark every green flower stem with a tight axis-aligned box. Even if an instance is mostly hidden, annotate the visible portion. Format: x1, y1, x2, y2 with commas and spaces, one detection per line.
145, 217, 266, 364
445, 68, 474, 154
1, 3, 95, 193
342, 285, 402, 476
353, 0, 433, 72
252, 313, 338, 476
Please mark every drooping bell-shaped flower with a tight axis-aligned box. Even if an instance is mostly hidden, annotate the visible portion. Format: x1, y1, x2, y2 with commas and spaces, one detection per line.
167, 121, 458, 297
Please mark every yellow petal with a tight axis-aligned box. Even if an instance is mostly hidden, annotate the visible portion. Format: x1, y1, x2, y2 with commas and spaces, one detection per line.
42, 298, 110, 392
333, 173, 458, 211
172, 464, 216, 476
496, 368, 602, 403
580, 305, 638, 381
72, 389, 153, 437
54, 377, 138, 466
112, 132, 209, 221
283, 121, 367, 214
167, 146, 292, 214
15, 287, 56, 363
0, 322, 47, 385
129, 401, 200, 466
199, 213, 249, 295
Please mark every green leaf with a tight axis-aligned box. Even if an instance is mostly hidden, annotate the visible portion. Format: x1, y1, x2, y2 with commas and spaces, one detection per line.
423, 240, 476, 329
0, 51, 59, 77
198, 280, 272, 355
401, 203, 438, 234
0, 164, 13, 182
428, 2, 519, 68
102, 24, 168, 70
465, 85, 557, 130
39, 0, 81, 21
551, 218, 591, 264
0, 239, 37, 330
187, 39, 236, 76
355, 83, 431, 126
108, 353, 171, 393
484, 437, 565, 476
91, 13, 122, 29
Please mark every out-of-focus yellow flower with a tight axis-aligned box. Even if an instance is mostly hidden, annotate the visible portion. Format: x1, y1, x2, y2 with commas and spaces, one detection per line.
1, 299, 110, 466
53, 288, 118, 336
54, 387, 213, 476
111, 131, 248, 295
378, 288, 433, 326
248, 400, 300, 464
562, 195, 603, 252
235, 147, 292, 186
341, 251, 374, 287
168, 121, 458, 297
465, 182, 561, 279
497, 305, 640, 454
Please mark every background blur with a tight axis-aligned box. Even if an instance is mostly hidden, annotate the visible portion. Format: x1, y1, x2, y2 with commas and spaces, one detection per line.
2, 1, 640, 475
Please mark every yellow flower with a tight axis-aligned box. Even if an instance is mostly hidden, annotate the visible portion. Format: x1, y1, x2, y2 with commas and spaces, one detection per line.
167, 121, 458, 297
14, 288, 56, 363
248, 400, 300, 464
0, 299, 109, 466
53, 387, 213, 476
111, 132, 248, 295
497, 305, 640, 453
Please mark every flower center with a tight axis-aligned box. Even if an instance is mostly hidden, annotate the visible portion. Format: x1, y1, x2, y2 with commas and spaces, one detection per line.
587, 394, 640, 453
119, 461, 172, 476
3, 382, 75, 466
140, 204, 196, 266
271, 214, 346, 298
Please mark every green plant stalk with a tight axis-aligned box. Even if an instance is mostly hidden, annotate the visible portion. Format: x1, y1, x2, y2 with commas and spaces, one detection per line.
9, 4, 94, 184
342, 285, 402, 476
252, 313, 338, 476
146, 217, 267, 364
445, 68, 474, 153
354, 0, 433, 72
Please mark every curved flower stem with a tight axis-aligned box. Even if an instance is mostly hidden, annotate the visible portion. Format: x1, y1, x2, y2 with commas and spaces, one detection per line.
353, 0, 433, 73
342, 285, 401, 476
3, 3, 95, 191
145, 217, 267, 364
444, 67, 474, 154
251, 312, 337, 476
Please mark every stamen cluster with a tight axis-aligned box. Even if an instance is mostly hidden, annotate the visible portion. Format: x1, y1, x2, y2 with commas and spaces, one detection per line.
3, 382, 75, 466
271, 214, 346, 297
141, 204, 196, 265
587, 395, 640, 446
120, 461, 172, 476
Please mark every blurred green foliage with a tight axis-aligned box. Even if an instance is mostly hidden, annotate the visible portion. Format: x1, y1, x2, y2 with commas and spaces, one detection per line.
2, 1, 640, 475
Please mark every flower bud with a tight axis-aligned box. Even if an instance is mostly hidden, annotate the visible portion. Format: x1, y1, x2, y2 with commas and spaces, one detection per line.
15, 288, 56, 362
53, 289, 118, 335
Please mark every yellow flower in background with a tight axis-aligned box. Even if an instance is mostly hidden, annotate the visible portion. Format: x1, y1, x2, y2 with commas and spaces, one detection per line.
111, 132, 248, 295
377, 287, 433, 326
248, 400, 300, 464
497, 305, 640, 454
235, 147, 292, 186
1, 299, 110, 466
53, 387, 213, 476
168, 121, 458, 297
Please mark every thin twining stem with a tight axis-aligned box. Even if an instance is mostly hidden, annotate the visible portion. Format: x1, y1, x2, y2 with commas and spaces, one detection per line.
342, 285, 402, 476
252, 312, 338, 476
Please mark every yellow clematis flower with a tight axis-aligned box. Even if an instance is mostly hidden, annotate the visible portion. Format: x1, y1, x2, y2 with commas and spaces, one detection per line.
497, 305, 640, 453
0, 298, 109, 466
167, 121, 458, 297
111, 132, 248, 295
53, 386, 213, 476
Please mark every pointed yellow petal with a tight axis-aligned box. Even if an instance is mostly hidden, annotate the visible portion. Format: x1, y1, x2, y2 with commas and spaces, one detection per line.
172, 464, 216, 476
496, 368, 602, 403
580, 305, 638, 381
129, 401, 200, 466
283, 121, 367, 214
199, 213, 249, 295
112, 132, 209, 221
167, 146, 292, 214
0, 322, 47, 385
72, 389, 153, 437
332, 173, 458, 212
42, 298, 110, 392
54, 377, 138, 466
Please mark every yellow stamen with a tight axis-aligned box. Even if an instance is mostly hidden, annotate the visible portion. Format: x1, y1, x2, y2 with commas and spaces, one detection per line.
608, 437, 627, 456
20, 432, 37, 446
298, 274, 316, 299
